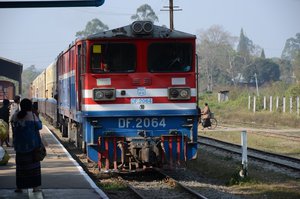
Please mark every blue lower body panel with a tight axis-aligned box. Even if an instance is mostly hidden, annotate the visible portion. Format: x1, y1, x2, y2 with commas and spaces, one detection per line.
84, 111, 198, 170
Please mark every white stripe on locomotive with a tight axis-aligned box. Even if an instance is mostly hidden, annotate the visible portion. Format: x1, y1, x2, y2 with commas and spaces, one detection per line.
81, 103, 196, 111
82, 88, 197, 98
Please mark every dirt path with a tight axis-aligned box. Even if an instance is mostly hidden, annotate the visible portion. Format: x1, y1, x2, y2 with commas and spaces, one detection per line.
203, 124, 300, 133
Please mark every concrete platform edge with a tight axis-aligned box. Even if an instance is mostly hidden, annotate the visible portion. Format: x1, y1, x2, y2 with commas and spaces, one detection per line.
43, 125, 109, 199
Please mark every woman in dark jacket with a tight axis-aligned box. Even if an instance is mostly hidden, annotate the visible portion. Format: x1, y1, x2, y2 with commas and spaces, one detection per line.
13, 98, 43, 193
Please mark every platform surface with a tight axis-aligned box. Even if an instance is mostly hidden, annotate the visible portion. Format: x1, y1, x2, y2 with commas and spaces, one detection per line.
0, 126, 108, 199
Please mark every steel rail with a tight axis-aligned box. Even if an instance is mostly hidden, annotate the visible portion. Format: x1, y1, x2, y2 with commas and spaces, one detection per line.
156, 168, 209, 199
198, 136, 300, 172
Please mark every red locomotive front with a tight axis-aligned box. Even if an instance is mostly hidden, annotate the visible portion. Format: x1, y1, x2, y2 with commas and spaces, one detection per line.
43, 21, 199, 171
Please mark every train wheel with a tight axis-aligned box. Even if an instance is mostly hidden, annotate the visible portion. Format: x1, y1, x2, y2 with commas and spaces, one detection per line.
76, 124, 83, 150
62, 120, 68, 137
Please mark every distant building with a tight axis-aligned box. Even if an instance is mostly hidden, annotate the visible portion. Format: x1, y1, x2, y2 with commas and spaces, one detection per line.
218, 90, 229, 102
232, 73, 256, 87
0, 57, 23, 100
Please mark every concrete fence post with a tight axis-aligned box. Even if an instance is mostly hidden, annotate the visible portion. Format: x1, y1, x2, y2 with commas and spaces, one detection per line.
240, 131, 248, 178
248, 96, 251, 110
297, 96, 299, 116
269, 96, 273, 112
253, 96, 256, 113
290, 97, 293, 113
283, 96, 286, 113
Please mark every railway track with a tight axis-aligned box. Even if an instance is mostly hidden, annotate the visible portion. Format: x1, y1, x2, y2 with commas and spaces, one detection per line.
198, 136, 300, 174
217, 123, 300, 140
119, 169, 208, 199
48, 123, 299, 198
48, 122, 213, 199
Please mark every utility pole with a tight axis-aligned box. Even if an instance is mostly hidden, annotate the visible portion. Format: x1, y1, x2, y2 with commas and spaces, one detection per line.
161, 0, 182, 30
254, 73, 259, 96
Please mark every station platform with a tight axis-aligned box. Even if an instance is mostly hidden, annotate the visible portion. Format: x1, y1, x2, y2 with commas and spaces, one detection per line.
0, 126, 109, 199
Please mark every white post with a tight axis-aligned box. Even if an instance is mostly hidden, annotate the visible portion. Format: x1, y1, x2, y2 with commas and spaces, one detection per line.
254, 73, 259, 97
276, 96, 279, 111
269, 96, 273, 112
253, 96, 256, 113
290, 97, 293, 113
248, 96, 251, 110
283, 96, 286, 113
263, 96, 266, 110
240, 131, 248, 177
297, 96, 299, 116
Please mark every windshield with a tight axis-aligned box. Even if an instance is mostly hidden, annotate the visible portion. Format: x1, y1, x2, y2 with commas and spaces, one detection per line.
90, 43, 136, 73
148, 43, 192, 72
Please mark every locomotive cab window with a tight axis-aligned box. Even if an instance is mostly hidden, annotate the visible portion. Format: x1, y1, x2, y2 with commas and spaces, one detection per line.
91, 43, 136, 73
148, 43, 192, 72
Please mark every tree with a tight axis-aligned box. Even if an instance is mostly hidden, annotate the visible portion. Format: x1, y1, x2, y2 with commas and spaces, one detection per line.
281, 33, 300, 61
237, 28, 255, 64
22, 65, 41, 98
76, 18, 109, 37
243, 58, 280, 85
131, 4, 159, 23
292, 50, 300, 81
260, 49, 266, 59
273, 58, 293, 83
286, 84, 300, 98
197, 25, 238, 90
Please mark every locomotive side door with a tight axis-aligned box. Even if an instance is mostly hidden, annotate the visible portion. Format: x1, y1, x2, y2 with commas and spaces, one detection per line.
76, 42, 86, 111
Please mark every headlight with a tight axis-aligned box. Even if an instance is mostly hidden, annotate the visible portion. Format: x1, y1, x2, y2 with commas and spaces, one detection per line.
180, 89, 189, 98
105, 90, 114, 99
170, 89, 179, 98
94, 90, 104, 99
168, 87, 191, 100
131, 21, 153, 35
93, 88, 116, 101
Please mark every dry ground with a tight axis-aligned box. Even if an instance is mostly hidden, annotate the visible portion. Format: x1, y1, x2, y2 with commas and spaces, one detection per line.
196, 125, 300, 198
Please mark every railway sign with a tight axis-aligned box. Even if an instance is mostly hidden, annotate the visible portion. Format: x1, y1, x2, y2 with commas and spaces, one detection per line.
0, 0, 105, 8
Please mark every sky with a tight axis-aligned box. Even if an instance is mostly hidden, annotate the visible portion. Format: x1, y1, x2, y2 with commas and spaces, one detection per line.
0, 0, 299, 69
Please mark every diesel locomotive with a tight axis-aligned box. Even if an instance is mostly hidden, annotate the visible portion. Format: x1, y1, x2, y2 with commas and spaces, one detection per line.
31, 21, 199, 171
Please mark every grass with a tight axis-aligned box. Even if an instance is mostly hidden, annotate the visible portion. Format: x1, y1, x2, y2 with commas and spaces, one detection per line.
188, 146, 300, 199
200, 130, 300, 159
200, 85, 300, 129
196, 88, 300, 198
98, 180, 127, 191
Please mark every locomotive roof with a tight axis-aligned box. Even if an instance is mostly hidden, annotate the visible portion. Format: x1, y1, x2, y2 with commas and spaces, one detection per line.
85, 21, 196, 40
0, 56, 23, 77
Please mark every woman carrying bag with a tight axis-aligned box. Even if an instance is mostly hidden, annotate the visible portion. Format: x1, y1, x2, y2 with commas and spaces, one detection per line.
13, 98, 43, 193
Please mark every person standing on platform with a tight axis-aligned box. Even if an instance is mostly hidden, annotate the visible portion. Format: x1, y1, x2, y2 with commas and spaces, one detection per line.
0, 99, 11, 147
13, 98, 43, 193
10, 95, 20, 117
10, 95, 21, 144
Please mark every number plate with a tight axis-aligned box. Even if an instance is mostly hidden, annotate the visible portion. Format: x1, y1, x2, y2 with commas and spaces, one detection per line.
118, 117, 166, 128
130, 98, 153, 104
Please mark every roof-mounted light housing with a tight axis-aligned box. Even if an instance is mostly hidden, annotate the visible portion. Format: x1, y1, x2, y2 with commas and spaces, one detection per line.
131, 21, 153, 35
